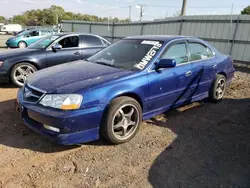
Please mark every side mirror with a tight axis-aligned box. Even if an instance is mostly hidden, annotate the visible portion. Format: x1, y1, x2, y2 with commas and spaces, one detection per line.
52, 44, 62, 51
155, 59, 176, 70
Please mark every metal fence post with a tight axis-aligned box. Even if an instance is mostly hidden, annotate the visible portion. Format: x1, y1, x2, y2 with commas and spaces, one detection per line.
111, 22, 115, 41
229, 15, 240, 55
89, 23, 92, 33
141, 23, 144, 35
71, 22, 74, 32
179, 18, 183, 35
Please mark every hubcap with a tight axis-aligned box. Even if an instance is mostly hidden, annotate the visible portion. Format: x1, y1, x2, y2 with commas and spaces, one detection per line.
19, 42, 26, 48
215, 78, 226, 99
112, 104, 139, 140
13, 65, 36, 86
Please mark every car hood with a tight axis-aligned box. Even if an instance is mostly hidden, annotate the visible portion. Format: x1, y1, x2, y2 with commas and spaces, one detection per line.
27, 60, 133, 93
0, 48, 40, 60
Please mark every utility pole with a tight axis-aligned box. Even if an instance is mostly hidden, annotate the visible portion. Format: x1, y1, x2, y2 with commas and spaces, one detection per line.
140, 5, 143, 22
181, 0, 187, 16
136, 4, 145, 22
129, 5, 131, 22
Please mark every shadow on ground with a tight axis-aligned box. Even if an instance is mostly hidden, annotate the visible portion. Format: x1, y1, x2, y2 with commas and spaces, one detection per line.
148, 98, 250, 188
0, 83, 17, 88
0, 99, 80, 153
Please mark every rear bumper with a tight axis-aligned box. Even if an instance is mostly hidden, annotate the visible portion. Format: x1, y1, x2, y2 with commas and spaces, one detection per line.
227, 68, 235, 85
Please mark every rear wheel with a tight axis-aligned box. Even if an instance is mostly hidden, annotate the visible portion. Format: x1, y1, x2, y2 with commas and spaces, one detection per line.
18, 41, 27, 48
101, 96, 142, 144
11, 63, 37, 87
209, 74, 226, 102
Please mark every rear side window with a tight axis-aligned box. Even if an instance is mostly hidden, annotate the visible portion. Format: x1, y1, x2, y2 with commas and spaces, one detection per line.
81, 35, 104, 47
188, 42, 214, 61
161, 43, 188, 65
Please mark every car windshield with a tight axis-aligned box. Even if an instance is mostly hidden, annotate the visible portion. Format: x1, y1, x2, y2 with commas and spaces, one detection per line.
87, 39, 164, 71
15, 30, 27, 36
28, 35, 60, 49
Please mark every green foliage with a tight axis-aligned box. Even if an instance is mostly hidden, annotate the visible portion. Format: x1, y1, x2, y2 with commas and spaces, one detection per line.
0, 16, 5, 21
241, 6, 250, 15
11, 5, 129, 26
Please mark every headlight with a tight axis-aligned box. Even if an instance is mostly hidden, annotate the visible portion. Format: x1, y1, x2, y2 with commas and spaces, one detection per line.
0, 61, 3, 67
39, 94, 83, 110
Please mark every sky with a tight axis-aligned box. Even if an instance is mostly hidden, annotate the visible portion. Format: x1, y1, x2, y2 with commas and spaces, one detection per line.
0, 0, 249, 21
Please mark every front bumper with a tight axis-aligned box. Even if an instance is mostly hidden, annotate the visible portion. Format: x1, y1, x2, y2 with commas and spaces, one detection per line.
16, 88, 104, 145
6, 40, 18, 48
0, 71, 9, 83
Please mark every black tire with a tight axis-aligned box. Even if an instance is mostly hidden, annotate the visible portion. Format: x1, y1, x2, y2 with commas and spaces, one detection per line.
18, 41, 27, 48
101, 96, 142, 144
209, 74, 227, 102
11, 63, 37, 87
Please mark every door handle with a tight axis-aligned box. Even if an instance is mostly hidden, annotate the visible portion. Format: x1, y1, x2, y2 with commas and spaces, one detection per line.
185, 71, 192, 77
213, 64, 218, 69
74, 51, 81, 56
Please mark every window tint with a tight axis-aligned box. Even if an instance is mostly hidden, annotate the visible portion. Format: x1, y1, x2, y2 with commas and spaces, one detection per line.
81, 35, 103, 47
161, 43, 188, 64
29, 30, 39, 37
58, 36, 79, 48
189, 42, 214, 61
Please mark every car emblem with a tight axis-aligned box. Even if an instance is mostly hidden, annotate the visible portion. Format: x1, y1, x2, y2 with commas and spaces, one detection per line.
24, 88, 32, 98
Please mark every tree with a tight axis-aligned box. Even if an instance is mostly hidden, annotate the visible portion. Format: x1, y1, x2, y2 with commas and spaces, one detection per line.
10, 5, 130, 26
173, 10, 181, 17
0, 16, 5, 21
241, 6, 250, 15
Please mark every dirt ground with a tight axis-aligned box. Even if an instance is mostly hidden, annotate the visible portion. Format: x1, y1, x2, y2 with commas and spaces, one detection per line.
0, 64, 249, 188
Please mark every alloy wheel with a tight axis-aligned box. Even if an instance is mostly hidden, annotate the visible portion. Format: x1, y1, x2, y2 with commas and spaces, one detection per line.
215, 78, 226, 99
13, 65, 36, 86
112, 104, 140, 140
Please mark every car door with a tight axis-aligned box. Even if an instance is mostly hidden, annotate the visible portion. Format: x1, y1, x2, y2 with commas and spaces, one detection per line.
24, 30, 41, 46
187, 40, 216, 97
147, 41, 194, 112
80, 35, 107, 59
45, 35, 82, 67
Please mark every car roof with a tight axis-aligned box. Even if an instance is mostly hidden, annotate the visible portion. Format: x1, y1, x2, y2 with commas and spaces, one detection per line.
52, 32, 103, 37
124, 35, 197, 42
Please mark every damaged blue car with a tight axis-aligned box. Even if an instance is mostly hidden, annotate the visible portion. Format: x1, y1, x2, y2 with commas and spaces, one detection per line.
16, 35, 235, 145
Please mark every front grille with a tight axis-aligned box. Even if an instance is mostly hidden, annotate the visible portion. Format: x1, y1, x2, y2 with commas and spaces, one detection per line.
23, 84, 46, 103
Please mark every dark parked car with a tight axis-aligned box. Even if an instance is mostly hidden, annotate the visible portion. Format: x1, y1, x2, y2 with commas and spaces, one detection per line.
16, 35, 235, 145
0, 33, 110, 86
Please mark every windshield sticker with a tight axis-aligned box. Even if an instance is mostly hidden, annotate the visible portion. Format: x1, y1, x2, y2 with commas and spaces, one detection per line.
141, 40, 161, 46
134, 41, 163, 70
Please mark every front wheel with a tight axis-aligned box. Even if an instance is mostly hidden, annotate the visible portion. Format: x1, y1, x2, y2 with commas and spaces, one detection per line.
11, 63, 37, 87
18, 41, 27, 48
209, 74, 227, 102
101, 96, 142, 144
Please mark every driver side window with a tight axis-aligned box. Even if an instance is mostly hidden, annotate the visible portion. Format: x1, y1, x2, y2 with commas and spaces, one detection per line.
161, 43, 188, 65
58, 36, 79, 49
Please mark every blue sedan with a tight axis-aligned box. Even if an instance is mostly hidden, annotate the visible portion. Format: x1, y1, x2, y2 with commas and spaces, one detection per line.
16, 35, 235, 145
